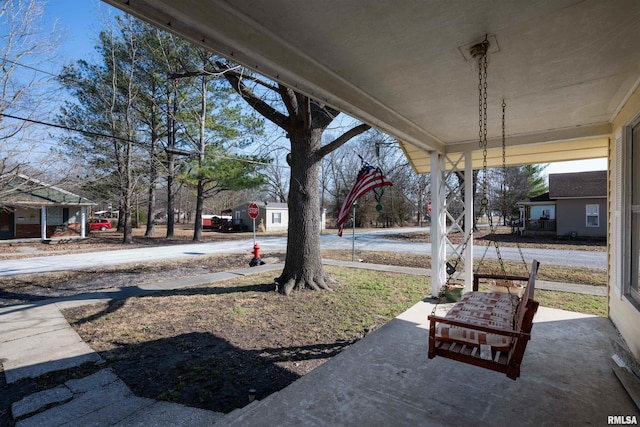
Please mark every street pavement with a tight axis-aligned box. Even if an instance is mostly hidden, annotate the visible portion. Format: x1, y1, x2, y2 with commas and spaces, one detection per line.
0, 228, 606, 277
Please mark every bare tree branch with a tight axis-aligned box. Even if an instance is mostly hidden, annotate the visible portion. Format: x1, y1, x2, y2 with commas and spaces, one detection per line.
315, 123, 371, 160
216, 61, 289, 130
278, 83, 299, 124
310, 102, 340, 129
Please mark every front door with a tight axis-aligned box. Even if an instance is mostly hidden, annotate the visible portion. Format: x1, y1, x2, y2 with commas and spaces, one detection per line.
0, 210, 15, 239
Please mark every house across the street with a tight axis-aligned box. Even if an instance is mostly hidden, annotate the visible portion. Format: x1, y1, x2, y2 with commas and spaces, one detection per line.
0, 175, 95, 240
230, 201, 327, 232
517, 170, 607, 238
231, 201, 289, 232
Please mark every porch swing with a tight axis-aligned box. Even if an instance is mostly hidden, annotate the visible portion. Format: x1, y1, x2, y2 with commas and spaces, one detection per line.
427, 38, 540, 380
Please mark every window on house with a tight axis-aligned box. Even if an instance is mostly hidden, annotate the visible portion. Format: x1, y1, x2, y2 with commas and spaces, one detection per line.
272, 212, 281, 224
586, 204, 599, 227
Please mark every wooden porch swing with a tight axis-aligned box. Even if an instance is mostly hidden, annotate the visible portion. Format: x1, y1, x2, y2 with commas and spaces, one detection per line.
428, 260, 540, 380
427, 37, 540, 380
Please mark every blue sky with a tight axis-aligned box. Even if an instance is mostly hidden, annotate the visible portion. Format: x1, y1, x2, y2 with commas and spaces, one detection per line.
44, 0, 118, 63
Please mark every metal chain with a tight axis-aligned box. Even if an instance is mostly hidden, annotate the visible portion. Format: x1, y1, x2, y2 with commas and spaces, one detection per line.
490, 98, 506, 277
479, 43, 489, 225
433, 38, 491, 313
478, 53, 484, 150
473, 40, 506, 279
483, 52, 488, 156
502, 100, 507, 193
503, 100, 529, 276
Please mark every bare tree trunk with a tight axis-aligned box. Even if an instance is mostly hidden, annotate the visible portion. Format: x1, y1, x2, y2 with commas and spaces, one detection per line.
145, 160, 157, 236
166, 155, 175, 237
276, 129, 332, 295
166, 88, 176, 238
122, 138, 134, 244
193, 73, 207, 242
145, 81, 158, 237
194, 182, 204, 241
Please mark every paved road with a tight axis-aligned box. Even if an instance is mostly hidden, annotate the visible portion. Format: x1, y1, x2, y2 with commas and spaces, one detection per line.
318, 228, 606, 269
0, 228, 606, 277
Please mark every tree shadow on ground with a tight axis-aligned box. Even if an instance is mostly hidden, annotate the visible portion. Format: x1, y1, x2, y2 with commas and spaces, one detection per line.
475, 232, 606, 247
98, 331, 352, 413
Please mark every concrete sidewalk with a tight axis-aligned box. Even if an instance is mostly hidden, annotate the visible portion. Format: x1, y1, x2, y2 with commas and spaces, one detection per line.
0, 261, 617, 426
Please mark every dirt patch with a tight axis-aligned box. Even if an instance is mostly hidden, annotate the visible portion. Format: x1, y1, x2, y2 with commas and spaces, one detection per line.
60, 267, 425, 415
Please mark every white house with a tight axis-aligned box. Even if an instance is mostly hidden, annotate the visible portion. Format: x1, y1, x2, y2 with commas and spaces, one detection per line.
231, 201, 288, 232
231, 201, 327, 232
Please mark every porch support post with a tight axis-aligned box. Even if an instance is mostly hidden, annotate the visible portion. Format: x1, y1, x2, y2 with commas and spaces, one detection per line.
463, 150, 474, 293
80, 207, 87, 238
41, 206, 47, 240
430, 152, 446, 298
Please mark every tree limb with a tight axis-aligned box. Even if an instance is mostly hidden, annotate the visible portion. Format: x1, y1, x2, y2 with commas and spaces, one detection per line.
311, 102, 341, 129
228, 72, 280, 93
216, 61, 289, 130
315, 123, 371, 160
278, 83, 299, 124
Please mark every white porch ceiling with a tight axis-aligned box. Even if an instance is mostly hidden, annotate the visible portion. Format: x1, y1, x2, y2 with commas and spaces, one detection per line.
103, 0, 640, 172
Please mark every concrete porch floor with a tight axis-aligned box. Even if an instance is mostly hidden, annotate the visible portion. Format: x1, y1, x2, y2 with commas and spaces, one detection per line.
226, 303, 640, 426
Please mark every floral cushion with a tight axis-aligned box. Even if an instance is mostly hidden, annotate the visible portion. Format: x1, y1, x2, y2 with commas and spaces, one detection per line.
434, 291, 520, 351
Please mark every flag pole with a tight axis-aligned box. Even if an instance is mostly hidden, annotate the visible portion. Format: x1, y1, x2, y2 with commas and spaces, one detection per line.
352, 202, 356, 261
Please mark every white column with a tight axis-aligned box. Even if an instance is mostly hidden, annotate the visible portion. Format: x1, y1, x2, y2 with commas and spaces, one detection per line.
430, 152, 446, 297
80, 207, 87, 238
464, 150, 474, 293
41, 206, 47, 240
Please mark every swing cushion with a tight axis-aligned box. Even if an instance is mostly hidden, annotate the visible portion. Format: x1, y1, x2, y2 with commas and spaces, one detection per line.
434, 291, 520, 351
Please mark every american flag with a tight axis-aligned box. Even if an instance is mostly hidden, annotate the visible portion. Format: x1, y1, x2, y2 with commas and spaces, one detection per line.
336, 163, 392, 237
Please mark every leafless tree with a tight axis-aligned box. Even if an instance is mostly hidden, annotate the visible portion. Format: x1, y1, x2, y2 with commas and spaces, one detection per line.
0, 0, 71, 203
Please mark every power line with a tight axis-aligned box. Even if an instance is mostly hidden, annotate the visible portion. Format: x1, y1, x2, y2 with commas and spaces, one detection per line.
3, 60, 284, 167
1, 112, 140, 144
1, 112, 278, 167
3, 58, 61, 80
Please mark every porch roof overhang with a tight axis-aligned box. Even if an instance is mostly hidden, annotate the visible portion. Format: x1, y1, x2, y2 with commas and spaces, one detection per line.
102, 0, 640, 173
2, 175, 96, 207
8, 201, 95, 208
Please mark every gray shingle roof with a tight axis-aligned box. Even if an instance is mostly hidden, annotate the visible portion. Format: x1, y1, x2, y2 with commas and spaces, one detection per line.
549, 170, 607, 198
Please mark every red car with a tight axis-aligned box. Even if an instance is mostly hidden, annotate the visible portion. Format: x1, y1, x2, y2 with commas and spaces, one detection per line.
88, 218, 112, 231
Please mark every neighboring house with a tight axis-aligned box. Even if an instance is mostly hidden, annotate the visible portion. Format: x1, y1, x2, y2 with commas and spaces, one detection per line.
516, 192, 557, 234
518, 170, 606, 238
0, 175, 95, 240
230, 201, 327, 232
231, 201, 289, 232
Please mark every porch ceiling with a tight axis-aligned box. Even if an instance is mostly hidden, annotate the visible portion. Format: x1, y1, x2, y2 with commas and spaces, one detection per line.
103, 0, 639, 172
